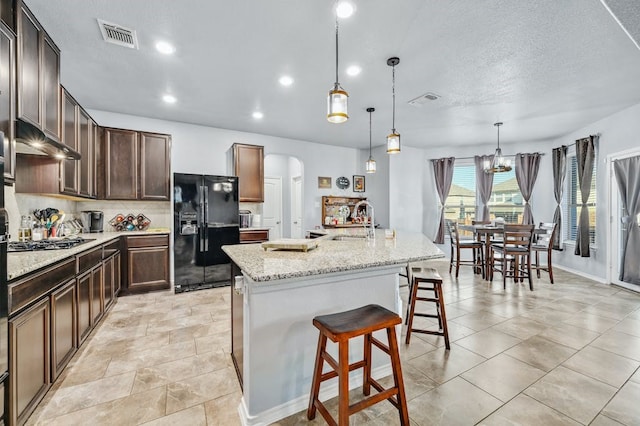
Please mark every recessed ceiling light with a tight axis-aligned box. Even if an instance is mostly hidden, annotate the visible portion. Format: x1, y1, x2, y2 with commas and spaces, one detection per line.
346, 65, 361, 76
252, 111, 264, 119
336, 1, 355, 18
155, 41, 175, 55
162, 94, 177, 104
279, 75, 294, 86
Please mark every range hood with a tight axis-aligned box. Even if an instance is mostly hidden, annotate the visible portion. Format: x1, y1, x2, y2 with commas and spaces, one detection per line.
15, 118, 81, 160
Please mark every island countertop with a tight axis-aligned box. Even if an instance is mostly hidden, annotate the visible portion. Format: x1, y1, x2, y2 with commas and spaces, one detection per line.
222, 229, 443, 282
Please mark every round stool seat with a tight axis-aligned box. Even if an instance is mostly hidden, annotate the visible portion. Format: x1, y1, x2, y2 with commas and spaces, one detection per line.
313, 304, 401, 342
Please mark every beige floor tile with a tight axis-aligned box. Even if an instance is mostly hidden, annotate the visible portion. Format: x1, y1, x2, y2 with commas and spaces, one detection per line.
537, 322, 601, 350
105, 340, 197, 376
562, 345, 640, 388
630, 368, 640, 384
523, 365, 618, 424
478, 393, 581, 425
131, 350, 233, 394
601, 381, 640, 425
195, 329, 232, 354
398, 335, 438, 362
146, 312, 215, 334
489, 316, 549, 339
521, 305, 575, 325
541, 298, 591, 314
504, 335, 576, 372
582, 304, 632, 321
407, 344, 486, 384
450, 310, 508, 331
204, 392, 242, 426
612, 317, 640, 338
140, 404, 207, 426
589, 414, 626, 426
562, 311, 620, 333
454, 328, 522, 358
591, 330, 640, 361
406, 376, 502, 426
38, 371, 136, 419
461, 353, 546, 402
165, 366, 240, 414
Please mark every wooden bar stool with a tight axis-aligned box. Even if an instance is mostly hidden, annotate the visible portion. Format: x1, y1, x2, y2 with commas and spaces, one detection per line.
307, 304, 409, 425
405, 267, 450, 349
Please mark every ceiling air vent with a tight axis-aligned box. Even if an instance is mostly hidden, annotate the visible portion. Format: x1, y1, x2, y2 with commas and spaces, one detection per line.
97, 19, 138, 49
408, 92, 440, 107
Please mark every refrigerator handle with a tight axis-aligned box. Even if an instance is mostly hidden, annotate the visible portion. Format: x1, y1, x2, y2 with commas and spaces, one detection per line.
199, 185, 206, 252
203, 186, 209, 251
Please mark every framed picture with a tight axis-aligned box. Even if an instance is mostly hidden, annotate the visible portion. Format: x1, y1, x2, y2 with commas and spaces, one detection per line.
318, 176, 332, 189
353, 175, 365, 192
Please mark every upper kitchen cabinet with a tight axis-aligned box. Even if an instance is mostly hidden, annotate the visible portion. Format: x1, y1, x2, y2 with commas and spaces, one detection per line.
101, 127, 171, 201
60, 86, 96, 198
233, 143, 264, 202
16, 1, 60, 141
1, 20, 16, 183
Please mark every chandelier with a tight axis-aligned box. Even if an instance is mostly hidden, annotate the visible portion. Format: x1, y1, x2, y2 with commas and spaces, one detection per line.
365, 107, 376, 173
484, 122, 512, 173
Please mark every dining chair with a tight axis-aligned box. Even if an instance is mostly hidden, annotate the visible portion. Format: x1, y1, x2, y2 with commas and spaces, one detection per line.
447, 220, 485, 278
531, 222, 558, 284
488, 224, 535, 290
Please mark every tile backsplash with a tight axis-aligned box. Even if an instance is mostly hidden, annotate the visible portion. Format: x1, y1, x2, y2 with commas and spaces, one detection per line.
4, 184, 171, 238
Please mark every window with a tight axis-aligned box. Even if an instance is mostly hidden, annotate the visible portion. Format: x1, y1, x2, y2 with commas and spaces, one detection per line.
488, 168, 524, 223
564, 154, 597, 244
444, 163, 476, 227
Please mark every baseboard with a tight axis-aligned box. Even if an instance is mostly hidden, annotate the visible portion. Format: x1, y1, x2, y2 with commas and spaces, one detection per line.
238, 364, 393, 426
553, 264, 607, 284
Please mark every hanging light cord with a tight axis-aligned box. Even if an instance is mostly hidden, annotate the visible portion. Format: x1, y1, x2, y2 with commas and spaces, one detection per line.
496, 124, 500, 150
334, 17, 339, 85
369, 110, 373, 155
391, 65, 396, 132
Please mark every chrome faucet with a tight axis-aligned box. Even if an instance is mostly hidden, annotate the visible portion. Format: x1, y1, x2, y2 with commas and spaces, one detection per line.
351, 200, 375, 239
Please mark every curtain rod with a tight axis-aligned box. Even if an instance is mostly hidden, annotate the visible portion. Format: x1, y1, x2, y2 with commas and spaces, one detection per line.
441, 152, 546, 161
557, 133, 601, 149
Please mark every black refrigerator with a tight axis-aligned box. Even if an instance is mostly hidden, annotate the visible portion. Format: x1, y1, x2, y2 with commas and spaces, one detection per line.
173, 173, 239, 293
0, 131, 8, 422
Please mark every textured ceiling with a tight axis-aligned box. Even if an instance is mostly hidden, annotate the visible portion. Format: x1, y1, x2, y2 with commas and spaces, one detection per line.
24, 0, 640, 150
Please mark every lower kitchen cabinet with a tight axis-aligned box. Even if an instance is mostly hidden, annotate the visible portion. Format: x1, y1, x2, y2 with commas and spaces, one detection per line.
103, 255, 114, 310
9, 297, 50, 426
122, 235, 169, 294
76, 269, 92, 345
50, 279, 77, 381
91, 265, 104, 324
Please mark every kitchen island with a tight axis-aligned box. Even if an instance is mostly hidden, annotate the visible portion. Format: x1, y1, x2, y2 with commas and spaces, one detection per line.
222, 229, 443, 425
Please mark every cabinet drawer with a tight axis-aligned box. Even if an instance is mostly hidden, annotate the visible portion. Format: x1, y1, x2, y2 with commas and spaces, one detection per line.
102, 238, 120, 259
77, 246, 102, 274
9, 257, 75, 316
125, 234, 169, 248
239, 229, 269, 243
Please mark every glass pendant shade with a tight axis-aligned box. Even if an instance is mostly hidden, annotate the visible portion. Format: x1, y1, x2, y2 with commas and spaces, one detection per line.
386, 131, 400, 154
365, 156, 376, 173
327, 84, 349, 123
484, 122, 512, 173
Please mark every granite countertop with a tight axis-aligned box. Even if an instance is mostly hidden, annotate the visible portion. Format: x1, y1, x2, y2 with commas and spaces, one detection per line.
7, 230, 170, 281
222, 229, 444, 282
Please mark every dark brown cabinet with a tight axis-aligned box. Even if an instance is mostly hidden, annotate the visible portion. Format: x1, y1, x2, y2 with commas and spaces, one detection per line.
102, 128, 171, 200
50, 278, 77, 381
1, 20, 15, 183
239, 229, 269, 243
91, 265, 103, 324
76, 270, 91, 345
233, 143, 264, 202
16, 2, 60, 141
122, 234, 170, 294
60, 87, 96, 198
1, 0, 15, 31
9, 297, 50, 426
103, 255, 114, 311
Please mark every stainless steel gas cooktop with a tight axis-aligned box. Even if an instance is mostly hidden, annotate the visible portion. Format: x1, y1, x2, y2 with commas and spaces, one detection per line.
8, 238, 94, 252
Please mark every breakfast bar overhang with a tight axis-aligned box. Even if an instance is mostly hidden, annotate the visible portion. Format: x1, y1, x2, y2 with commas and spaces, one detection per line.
223, 229, 444, 425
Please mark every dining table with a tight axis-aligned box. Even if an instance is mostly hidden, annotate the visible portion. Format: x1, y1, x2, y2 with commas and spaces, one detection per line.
458, 224, 548, 280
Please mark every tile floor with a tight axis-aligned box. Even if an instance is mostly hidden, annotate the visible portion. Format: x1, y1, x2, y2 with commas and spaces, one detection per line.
26, 260, 640, 425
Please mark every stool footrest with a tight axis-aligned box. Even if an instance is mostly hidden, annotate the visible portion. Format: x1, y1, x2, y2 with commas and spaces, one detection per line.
371, 336, 390, 355
415, 296, 439, 302
414, 313, 439, 319
349, 387, 398, 414
409, 328, 445, 336
319, 359, 367, 383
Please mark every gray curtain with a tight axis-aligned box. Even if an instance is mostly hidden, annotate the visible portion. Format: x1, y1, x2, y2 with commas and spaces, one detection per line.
552, 146, 568, 250
474, 155, 494, 221
613, 155, 640, 285
515, 153, 541, 225
432, 157, 455, 244
574, 136, 596, 257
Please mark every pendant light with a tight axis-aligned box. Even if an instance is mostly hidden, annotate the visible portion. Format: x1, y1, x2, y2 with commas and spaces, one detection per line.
365, 107, 376, 173
386, 57, 400, 153
327, 15, 348, 123
483, 122, 512, 173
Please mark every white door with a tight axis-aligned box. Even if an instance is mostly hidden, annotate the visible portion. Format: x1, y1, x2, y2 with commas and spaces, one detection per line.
264, 176, 282, 240
291, 176, 303, 238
